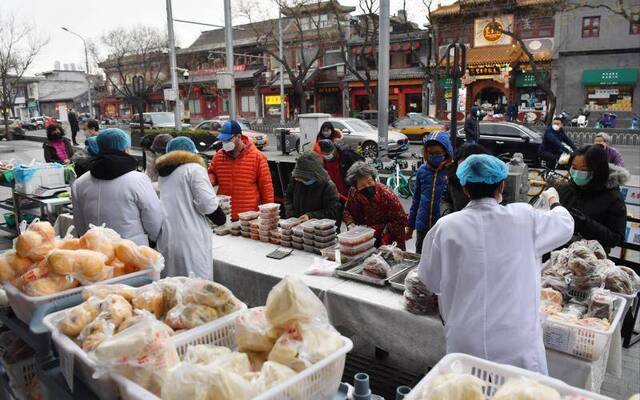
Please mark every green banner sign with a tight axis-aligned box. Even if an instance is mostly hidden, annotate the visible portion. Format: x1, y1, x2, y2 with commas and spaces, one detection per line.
438, 78, 461, 90
582, 68, 638, 86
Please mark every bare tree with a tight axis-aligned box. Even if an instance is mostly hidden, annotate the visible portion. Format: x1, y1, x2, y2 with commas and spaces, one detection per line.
561, 0, 638, 22
90, 26, 168, 118
0, 13, 48, 140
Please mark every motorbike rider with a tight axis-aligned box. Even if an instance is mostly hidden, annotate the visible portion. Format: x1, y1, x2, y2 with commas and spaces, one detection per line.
539, 117, 576, 169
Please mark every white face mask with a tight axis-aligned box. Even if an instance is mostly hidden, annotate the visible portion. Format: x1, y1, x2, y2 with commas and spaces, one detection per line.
321, 130, 332, 138
222, 140, 236, 152
552, 124, 560, 131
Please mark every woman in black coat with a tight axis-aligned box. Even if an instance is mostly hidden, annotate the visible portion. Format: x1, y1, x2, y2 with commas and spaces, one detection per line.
43, 125, 74, 164
441, 143, 489, 215
558, 145, 628, 251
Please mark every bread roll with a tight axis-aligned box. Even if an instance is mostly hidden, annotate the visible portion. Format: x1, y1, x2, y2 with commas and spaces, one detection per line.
79, 318, 116, 352
23, 276, 79, 297
82, 283, 136, 302
0, 253, 16, 281
29, 222, 55, 242
494, 377, 561, 400
164, 304, 218, 330
15, 231, 44, 258
14, 267, 49, 289
4, 251, 33, 276
46, 249, 77, 275
132, 286, 165, 318
79, 229, 116, 263
57, 238, 81, 250
420, 373, 485, 400
114, 241, 161, 270
60, 300, 100, 337
74, 250, 110, 282
99, 294, 133, 326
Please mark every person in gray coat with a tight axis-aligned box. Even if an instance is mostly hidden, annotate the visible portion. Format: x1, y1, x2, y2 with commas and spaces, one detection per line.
441, 143, 489, 216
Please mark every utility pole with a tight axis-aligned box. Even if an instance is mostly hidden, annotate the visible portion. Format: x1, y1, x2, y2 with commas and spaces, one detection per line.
61, 27, 93, 117
166, 0, 182, 131
224, 0, 237, 119
377, 0, 390, 159
445, 42, 466, 151
279, 12, 285, 124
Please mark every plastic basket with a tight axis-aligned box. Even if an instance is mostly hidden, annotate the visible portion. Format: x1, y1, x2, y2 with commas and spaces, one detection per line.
42, 303, 247, 400
542, 294, 626, 361
568, 286, 638, 316
2, 357, 36, 394
110, 311, 353, 400
4, 267, 160, 325
405, 353, 614, 400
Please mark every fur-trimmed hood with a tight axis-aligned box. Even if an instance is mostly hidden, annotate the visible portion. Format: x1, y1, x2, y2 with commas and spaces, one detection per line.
156, 150, 206, 177
607, 163, 630, 189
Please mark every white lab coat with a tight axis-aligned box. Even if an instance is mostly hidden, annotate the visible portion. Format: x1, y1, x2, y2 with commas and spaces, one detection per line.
418, 198, 574, 374
71, 171, 163, 245
156, 154, 219, 280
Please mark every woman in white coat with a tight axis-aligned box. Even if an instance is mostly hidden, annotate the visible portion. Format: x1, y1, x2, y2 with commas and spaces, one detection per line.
156, 137, 226, 280
418, 154, 574, 375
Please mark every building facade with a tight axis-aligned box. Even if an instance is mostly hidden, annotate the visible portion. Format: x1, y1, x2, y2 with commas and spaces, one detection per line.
553, 0, 639, 127
36, 70, 96, 121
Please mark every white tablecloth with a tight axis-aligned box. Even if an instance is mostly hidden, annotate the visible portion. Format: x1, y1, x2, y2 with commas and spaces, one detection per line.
211, 235, 622, 393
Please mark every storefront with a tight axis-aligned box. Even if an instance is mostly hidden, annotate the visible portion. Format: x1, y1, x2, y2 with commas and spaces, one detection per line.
581, 68, 637, 112
348, 80, 423, 118
315, 86, 342, 116
515, 71, 549, 123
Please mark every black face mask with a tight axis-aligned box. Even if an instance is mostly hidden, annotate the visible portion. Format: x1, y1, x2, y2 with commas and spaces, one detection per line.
360, 186, 376, 199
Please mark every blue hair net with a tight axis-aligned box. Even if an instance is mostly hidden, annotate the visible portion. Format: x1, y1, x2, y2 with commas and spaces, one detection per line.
97, 128, 131, 152
456, 154, 509, 186
85, 136, 99, 156
166, 136, 197, 153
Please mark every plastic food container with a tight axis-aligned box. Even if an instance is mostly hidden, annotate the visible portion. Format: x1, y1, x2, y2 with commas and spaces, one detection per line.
270, 238, 281, 245
292, 242, 304, 250
303, 232, 315, 240
340, 248, 377, 264
270, 230, 282, 239
279, 218, 301, 230
314, 219, 336, 230
250, 220, 260, 230
314, 234, 336, 243
214, 226, 230, 236
292, 225, 305, 237
292, 236, 304, 244
250, 234, 260, 241
281, 240, 292, 248
238, 211, 260, 221
339, 238, 376, 256
320, 245, 336, 261
281, 233, 292, 242
301, 220, 318, 233
303, 244, 315, 253
315, 240, 335, 249
338, 226, 375, 246
240, 226, 251, 233
260, 237, 270, 243
230, 230, 241, 237
315, 227, 337, 238
258, 203, 280, 212
241, 231, 250, 238
303, 237, 314, 245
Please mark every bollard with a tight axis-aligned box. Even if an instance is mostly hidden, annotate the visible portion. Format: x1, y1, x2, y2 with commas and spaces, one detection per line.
396, 385, 412, 399
353, 372, 372, 400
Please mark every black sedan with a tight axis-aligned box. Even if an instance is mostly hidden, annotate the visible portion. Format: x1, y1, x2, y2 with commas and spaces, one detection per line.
456, 122, 542, 166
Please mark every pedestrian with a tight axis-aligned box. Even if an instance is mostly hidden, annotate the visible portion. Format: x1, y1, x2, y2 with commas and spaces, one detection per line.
508, 102, 518, 122
418, 154, 574, 374
71, 136, 99, 177
85, 119, 100, 138
539, 117, 576, 169
558, 145, 628, 252
406, 132, 453, 254
67, 108, 80, 145
312, 122, 343, 156
343, 161, 408, 250
156, 137, 226, 280
208, 120, 274, 220
463, 106, 480, 143
594, 132, 624, 167
317, 139, 363, 229
285, 152, 340, 222
141, 133, 173, 184
441, 143, 489, 215
43, 124, 73, 164
71, 128, 163, 245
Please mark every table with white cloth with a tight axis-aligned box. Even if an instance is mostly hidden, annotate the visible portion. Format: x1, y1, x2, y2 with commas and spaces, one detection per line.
211, 235, 622, 393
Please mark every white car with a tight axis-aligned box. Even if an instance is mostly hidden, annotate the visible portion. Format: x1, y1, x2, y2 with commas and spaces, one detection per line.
324, 118, 410, 158
129, 112, 191, 130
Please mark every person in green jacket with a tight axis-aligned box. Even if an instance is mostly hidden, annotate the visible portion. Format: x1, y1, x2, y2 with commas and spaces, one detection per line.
285, 152, 340, 222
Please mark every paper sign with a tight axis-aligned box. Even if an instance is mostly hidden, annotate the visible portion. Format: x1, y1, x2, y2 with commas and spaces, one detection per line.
620, 185, 640, 206
543, 325, 572, 352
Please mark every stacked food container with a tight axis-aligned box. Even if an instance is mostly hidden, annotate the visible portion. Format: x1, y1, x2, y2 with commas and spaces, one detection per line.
292, 224, 305, 250
258, 203, 280, 243
238, 211, 259, 238
313, 219, 337, 254
217, 195, 232, 220
229, 221, 241, 236
279, 218, 301, 248
337, 226, 376, 262
301, 220, 319, 253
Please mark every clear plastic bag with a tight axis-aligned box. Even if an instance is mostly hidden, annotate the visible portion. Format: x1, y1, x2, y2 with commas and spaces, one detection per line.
162, 363, 257, 400
78, 317, 117, 352
58, 297, 101, 337
605, 264, 640, 295
183, 345, 231, 365
420, 373, 485, 400
81, 283, 136, 302
265, 276, 328, 329
305, 257, 339, 277
494, 377, 561, 400
14, 220, 56, 262
362, 253, 392, 278
78, 225, 121, 263
236, 307, 278, 353
164, 303, 219, 330
378, 242, 404, 264
587, 288, 614, 321
114, 240, 165, 273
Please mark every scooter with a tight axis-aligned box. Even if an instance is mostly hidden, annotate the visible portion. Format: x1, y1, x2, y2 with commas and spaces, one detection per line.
630, 116, 638, 130
557, 111, 571, 126
596, 112, 617, 128
570, 109, 590, 128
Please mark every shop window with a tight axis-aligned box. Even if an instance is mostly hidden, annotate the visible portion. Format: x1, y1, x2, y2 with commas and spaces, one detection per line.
188, 99, 201, 114
241, 95, 256, 113
582, 16, 600, 38
584, 86, 633, 112
324, 49, 342, 66
631, 13, 640, 35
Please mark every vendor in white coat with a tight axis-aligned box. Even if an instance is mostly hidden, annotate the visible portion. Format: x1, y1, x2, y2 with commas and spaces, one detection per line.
71, 128, 163, 245
418, 154, 574, 375
156, 137, 226, 280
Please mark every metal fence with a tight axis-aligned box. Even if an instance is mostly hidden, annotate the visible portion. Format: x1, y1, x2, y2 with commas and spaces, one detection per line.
566, 128, 640, 146
250, 121, 299, 135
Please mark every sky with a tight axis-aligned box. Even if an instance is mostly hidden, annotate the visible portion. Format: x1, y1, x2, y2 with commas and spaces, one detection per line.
5, 0, 436, 75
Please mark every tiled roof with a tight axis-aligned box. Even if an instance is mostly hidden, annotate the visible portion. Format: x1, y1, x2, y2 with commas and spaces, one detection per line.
465, 45, 522, 65
432, 0, 557, 17
431, 3, 460, 16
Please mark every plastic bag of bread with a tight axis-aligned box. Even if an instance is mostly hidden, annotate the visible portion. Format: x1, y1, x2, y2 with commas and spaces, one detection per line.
158, 277, 187, 311
254, 361, 297, 392
404, 269, 439, 315
605, 265, 640, 295
541, 274, 570, 301
164, 304, 218, 330
265, 276, 328, 330
92, 313, 178, 396
79, 225, 120, 263
362, 253, 392, 278
182, 279, 233, 308
567, 245, 599, 276
572, 240, 607, 260
79, 317, 116, 351
587, 288, 614, 320
57, 238, 81, 251
58, 297, 101, 337
236, 307, 278, 353
132, 284, 165, 319
114, 240, 164, 272
183, 345, 231, 365
379, 242, 404, 264
82, 283, 136, 302
98, 294, 133, 326
162, 363, 256, 400
23, 276, 79, 297
267, 322, 343, 372
15, 230, 55, 262
71, 250, 112, 284
493, 377, 561, 400
0, 251, 33, 281
14, 267, 49, 289
576, 317, 610, 331
418, 373, 484, 400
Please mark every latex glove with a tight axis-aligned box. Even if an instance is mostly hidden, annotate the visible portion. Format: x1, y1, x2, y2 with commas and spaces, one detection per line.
540, 187, 559, 206
298, 214, 310, 222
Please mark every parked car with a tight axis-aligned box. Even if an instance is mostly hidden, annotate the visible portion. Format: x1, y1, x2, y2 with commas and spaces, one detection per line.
129, 112, 191, 130
20, 119, 38, 131
326, 118, 409, 158
0, 119, 25, 137
354, 110, 397, 127
456, 122, 542, 166
390, 114, 447, 142
30, 116, 46, 129
194, 119, 269, 151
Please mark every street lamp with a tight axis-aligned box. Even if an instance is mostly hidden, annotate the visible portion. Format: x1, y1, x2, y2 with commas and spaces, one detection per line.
61, 27, 93, 117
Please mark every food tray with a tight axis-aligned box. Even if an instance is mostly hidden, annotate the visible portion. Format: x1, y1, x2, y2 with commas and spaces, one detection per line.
314, 234, 336, 243
110, 310, 353, 400
320, 245, 336, 261
315, 227, 337, 238
240, 231, 250, 238
340, 248, 377, 264
278, 218, 300, 230
238, 211, 260, 221
303, 244, 315, 253
405, 353, 613, 399
542, 294, 626, 361
292, 236, 304, 244
258, 202, 280, 212
338, 238, 376, 256
314, 219, 336, 230
281, 234, 292, 242
301, 219, 319, 233
303, 237, 314, 245
4, 268, 160, 325
269, 230, 281, 239
335, 255, 414, 287
303, 232, 315, 240
389, 267, 416, 292
280, 241, 291, 248
314, 240, 336, 249
292, 225, 305, 236
42, 304, 246, 400
338, 226, 375, 246
292, 242, 304, 250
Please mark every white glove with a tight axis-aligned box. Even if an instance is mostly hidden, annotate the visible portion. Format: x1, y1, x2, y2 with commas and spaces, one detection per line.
540, 187, 559, 206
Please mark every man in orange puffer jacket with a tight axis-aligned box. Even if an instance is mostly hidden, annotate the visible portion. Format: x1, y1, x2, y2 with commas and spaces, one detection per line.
208, 120, 274, 220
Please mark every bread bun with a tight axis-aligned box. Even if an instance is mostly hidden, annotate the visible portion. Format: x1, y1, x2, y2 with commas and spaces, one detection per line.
0, 253, 16, 281
46, 249, 77, 275
23, 275, 79, 297
29, 222, 55, 242
57, 238, 81, 250
79, 230, 116, 263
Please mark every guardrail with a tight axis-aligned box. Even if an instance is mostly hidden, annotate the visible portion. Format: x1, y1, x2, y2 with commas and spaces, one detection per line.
565, 128, 640, 146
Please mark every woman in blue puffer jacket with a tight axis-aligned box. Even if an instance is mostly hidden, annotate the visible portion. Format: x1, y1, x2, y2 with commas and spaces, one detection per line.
406, 131, 454, 254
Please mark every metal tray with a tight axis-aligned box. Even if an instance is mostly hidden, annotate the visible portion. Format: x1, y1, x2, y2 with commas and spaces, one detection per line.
389, 266, 418, 292
335, 251, 420, 287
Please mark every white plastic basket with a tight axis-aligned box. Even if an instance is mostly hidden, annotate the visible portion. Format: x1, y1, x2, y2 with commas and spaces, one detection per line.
4, 268, 160, 324
2, 356, 36, 395
542, 294, 626, 361
405, 353, 614, 400
110, 312, 353, 400
42, 303, 247, 400
568, 286, 638, 316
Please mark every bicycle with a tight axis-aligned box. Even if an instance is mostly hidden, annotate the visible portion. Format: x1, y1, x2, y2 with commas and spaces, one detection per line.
527, 164, 569, 200
386, 159, 414, 199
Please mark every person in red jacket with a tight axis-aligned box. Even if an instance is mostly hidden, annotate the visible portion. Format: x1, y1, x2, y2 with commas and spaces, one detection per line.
208, 120, 274, 220
312, 121, 342, 155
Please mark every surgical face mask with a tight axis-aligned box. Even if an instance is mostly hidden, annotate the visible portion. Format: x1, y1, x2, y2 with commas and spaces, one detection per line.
323, 153, 334, 161
321, 130, 332, 138
360, 186, 376, 199
222, 139, 236, 152
428, 154, 445, 166
302, 178, 316, 186
570, 168, 592, 186
552, 124, 560, 131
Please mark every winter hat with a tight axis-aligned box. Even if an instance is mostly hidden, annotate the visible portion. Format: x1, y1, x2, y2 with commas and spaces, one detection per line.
97, 128, 131, 153
85, 136, 99, 156
292, 152, 329, 182
318, 139, 335, 155
218, 120, 243, 141
151, 134, 174, 154
457, 154, 508, 186
166, 136, 197, 153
